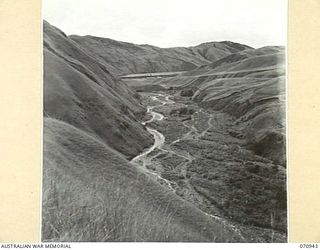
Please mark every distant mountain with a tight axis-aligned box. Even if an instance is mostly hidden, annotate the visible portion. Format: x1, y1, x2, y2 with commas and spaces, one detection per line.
183, 46, 284, 76
190, 41, 252, 62
69, 34, 252, 76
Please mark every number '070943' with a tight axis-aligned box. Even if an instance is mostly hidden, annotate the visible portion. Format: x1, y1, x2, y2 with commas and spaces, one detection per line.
300, 244, 319, 248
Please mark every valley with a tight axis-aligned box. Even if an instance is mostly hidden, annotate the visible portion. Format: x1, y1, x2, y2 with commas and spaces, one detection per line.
42, 21, 286, 242
127, 86, 286, 242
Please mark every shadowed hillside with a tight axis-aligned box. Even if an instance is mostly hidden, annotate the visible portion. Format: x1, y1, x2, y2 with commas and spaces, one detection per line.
44, 21, 153, 158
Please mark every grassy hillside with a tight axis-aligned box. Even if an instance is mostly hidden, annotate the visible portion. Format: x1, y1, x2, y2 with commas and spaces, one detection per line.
42, 118, 243, 242
155, 47, 286, 166
69, 35, 251, 76
44, 21, 153, 158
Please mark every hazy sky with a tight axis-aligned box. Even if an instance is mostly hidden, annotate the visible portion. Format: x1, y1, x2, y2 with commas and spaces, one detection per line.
43, 0, 287, 48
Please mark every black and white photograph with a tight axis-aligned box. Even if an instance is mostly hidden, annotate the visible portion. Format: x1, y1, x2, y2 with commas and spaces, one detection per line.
42, 0, 287, 242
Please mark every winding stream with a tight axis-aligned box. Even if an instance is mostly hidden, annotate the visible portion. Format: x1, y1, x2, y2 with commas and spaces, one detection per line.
131, 94, 166, 165
131, 93, 175, 190
130, 92, 245, 240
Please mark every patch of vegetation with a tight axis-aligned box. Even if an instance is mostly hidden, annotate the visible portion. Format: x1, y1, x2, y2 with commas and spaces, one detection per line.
170, 107, 195, 116
180, 89, 194, 97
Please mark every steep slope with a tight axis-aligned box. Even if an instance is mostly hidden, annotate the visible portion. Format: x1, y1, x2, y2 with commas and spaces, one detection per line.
44, 21, 153, 158
70, 34, 252, 75
42, 118, 244, 242
156, 46, 286, 166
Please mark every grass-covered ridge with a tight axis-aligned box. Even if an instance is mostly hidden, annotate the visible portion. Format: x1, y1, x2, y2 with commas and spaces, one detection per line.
42, 118, 243, 242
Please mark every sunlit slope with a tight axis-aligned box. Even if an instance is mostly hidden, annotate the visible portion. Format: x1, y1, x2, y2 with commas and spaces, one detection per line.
42, 118, 244, 242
